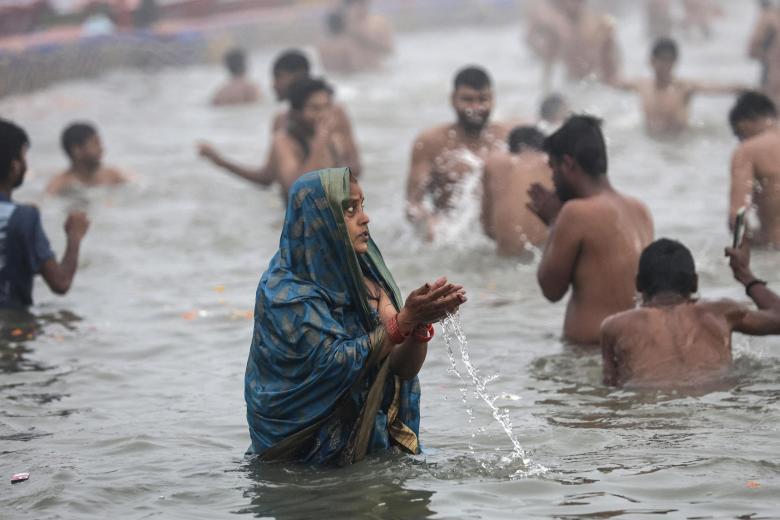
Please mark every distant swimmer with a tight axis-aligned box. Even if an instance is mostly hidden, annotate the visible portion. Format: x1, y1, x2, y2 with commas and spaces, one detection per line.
482, 126, 552, 258
728, 92, 780, 247
406, 66, 508, 241
525, 0, 620, 89
0, 120, 90, 308
317, 10, 376, 75
748, 1, 780, 106
210, 48, 262, 106
47, 122, 128, 196
538, 93, 570, 134
342, 0, 394, 62
609, 38, 746, 137
601, 238, 780, 390
527, 116, 654, 345
199, 49, 361, 193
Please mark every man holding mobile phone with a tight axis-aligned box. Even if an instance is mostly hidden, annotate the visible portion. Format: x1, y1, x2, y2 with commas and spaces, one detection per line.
600, 237, 780, 390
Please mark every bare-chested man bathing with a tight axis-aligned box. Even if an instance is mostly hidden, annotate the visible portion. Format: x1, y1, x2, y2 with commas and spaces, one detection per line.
728, 91, 780, 247
210, 48, 262, 107
47, 122, 127, 196
198, 50, 361, 198
528, 115, 654, 345
609, 38, 745, 137
406, 66, 508, 241
601, 238, 780, 389
525, 0, 620, 89
482, 126, 552, 258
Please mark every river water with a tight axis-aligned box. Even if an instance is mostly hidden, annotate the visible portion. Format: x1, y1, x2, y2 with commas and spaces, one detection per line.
2, 3, 779, 518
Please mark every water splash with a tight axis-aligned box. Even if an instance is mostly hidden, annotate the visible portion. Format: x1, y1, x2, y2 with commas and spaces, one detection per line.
440, 312, 547, 478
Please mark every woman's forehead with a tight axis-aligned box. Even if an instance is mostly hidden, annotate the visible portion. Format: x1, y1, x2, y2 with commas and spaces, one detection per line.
348, 181, 364, 199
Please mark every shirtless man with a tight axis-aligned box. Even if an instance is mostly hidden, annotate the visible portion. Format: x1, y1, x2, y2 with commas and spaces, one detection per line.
198, 50, 361, 193
609, 38, 746, 137
482, 126, 552, 258
47, 122, 127, 196
527, 116, 654, 345
728, 91, 780, 247
342, 0, 394, 62
211, 48, 262, 106
525, 0, 620, 89
601, 238, 780, 389
262, 78, 352, 200
748, 2, 780, 106
406, 66, 508, 240
317, 11, 376, 75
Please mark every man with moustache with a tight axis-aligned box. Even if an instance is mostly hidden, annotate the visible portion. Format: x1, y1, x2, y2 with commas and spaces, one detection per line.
0, 120, 89, 308
198, 50, 361, 194
405, 66, 509, 241
528, 115, 654, 345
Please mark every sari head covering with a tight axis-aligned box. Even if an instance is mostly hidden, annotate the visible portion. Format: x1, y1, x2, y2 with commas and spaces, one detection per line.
245, 168, 421, 465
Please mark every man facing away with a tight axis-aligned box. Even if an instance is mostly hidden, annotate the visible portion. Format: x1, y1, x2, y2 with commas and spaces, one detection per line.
210, 48, 262, 107
601, 238, 780, 389
482, 126, 552, 259
47, 122, 128, 196
198, 49, 361, 195
528, 115, 654, 345
609, 37, 746, 137
405, 66, 509, 241
728, 91, 780, 247
0, 119, 89, 309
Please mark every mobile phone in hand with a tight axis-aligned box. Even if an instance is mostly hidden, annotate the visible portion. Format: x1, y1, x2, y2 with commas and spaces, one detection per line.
733, 206, 747, 248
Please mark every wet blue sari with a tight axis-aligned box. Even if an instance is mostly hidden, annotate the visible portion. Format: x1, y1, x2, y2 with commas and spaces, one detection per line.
245, 168, 421, 465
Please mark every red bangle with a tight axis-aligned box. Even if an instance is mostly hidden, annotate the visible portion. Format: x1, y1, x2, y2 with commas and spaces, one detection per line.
412, 323, 434, 343
386, 313, 409, 345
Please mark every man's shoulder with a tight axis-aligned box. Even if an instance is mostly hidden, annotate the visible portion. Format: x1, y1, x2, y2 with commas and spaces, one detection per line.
6, 201, 42, 232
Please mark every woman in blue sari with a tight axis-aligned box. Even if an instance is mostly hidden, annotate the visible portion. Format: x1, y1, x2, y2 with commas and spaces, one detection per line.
245, 167, 466, 465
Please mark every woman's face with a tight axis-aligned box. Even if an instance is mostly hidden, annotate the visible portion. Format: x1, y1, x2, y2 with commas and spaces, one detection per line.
344, 180, 370, 254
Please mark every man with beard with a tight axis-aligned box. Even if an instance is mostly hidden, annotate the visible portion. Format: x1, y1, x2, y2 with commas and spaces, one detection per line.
47, 122, 128, 196
0, 120, 90, 308
527, 115, 654, 345
198, 49, 361, 194
405, 66, 509, 241
261, 78, 352, 200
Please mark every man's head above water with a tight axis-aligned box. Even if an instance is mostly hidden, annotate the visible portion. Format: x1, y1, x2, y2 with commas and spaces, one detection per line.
451, 65, 494, 134
543, 115, 608, 201
729, 91, 778, 141
288, 77, 334, 133
272, 49, 311, 101
62, 122, 103, 173
637, 238, 698, 300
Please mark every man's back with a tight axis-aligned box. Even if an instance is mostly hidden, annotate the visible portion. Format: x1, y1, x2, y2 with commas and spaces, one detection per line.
561, 192, 653, 343
482, 150, 550, 257
602, 300, 736, 389
732, 128, 780, 246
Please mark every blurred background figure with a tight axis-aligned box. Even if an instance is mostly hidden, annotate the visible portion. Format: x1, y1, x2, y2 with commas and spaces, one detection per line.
748, 0, 780, 102
342, 0, 394, 63
318, 10, 374, 75
133, 0, 158, 29
210, 48, 262, 107
524, 0, 620, 91
537, 93, 570, 133
681, 0, 722, 40
646, 0, 674, 40
47, 122, 127, 196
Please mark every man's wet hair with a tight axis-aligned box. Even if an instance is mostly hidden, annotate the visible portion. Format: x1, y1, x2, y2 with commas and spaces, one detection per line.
539, 93, 567, 121
508, 126, 546, 154
543, 115, 607, 177
0, 119, 29, 182
288, 77, 334, 111
637, 239, 698, 298
272, 50, 311, 77
61, 122, 98, 159
327, 10, 345, 34
224, 48, 247, 76
453, 66, 492, 91
651, 37, 678, 61
729, 91, 778, 128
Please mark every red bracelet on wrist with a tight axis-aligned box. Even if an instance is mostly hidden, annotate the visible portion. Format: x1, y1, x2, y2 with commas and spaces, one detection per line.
412, 323, 435, 343
386, 313, 409, 345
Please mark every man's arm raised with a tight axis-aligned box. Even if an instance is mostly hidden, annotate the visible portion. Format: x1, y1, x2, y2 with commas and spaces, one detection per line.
198, 142, 275, 187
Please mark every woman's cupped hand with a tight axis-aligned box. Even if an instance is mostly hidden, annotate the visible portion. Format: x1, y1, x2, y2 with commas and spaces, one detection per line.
397, 277, 467, 332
